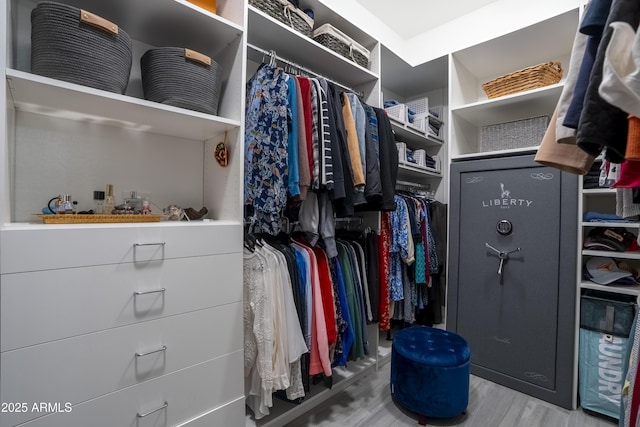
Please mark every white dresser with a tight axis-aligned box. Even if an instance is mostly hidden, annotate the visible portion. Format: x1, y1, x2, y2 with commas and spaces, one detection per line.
0, 0, 247, 425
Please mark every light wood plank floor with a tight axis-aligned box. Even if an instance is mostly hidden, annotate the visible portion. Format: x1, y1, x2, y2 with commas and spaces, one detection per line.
286, 360, 617, 427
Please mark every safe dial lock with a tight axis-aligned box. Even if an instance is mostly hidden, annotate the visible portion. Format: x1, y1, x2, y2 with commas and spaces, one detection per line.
496, 219, 513, 236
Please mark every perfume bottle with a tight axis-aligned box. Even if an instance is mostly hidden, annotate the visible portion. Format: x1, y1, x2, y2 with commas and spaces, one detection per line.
93, 191, 105, 214
123, 191, 143, 213
104, 184, 115, 214
58, 194, 75, 214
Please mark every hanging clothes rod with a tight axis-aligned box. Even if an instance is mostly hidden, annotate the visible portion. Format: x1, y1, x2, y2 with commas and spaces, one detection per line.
395, 180, 431, 190
246, 42, 363, 97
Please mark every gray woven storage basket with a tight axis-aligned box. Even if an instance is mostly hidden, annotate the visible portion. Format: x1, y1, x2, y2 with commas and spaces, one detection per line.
312, 24, 369, 68
249, 0, 313, 37
480, 115, 550, 152
31, 1, 132, 94
141, 47, 223, 115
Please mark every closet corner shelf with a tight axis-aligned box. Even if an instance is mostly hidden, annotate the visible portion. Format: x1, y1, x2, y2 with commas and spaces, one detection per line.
579, 280, 640, 297
398, 161, 442, 178
6, 69, 240, 141
390, 119, 444, 147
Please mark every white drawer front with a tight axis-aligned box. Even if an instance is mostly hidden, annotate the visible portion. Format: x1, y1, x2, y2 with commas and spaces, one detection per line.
2, 253, 242, 351
1, 305, 243, 426
8, 352, 244, 427
176, 398, 244, 427
0, 222, 242, 273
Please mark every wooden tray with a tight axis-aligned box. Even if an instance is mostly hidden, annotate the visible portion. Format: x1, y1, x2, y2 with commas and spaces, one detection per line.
35, 214, 163, 224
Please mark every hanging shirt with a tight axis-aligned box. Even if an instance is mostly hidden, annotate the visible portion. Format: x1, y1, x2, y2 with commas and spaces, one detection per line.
286, 76, 300, 198
312, 78, 333, 189
243, 248, 274, 419
295, 77, 311, 200
332, 254, 355, 366
296, 76, 316, 187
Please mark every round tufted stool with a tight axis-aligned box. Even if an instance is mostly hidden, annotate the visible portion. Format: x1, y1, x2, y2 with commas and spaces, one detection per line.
390, 326, 470, 425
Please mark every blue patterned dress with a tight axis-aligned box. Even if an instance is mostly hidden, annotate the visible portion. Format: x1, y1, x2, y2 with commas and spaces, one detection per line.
245, 65, 290, 234
389, 195, 409, 301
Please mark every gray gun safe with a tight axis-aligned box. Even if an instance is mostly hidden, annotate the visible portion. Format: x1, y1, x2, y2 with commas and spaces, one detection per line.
447, 154, 577, 409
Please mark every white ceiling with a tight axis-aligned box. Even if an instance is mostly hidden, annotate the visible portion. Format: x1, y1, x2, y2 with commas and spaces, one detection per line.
354, 0, 499, 39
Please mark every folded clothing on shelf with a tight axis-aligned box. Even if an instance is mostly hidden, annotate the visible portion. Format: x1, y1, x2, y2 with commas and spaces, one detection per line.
583, 227, 638, 252
583, 211, 629, 223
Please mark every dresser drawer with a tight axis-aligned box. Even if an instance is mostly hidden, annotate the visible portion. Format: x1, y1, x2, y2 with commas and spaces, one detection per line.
6, 352, 244, 427
0, 222, 242, 273
1, 253, 242, 351
0, 304, 243, 426
177, 398, 244, 427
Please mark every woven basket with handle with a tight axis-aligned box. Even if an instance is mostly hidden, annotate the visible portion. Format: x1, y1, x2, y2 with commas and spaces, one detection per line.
31, 1, 132, 94
482, 62, 563, 99
141, 47, 222, 115
249, 0, 313, 37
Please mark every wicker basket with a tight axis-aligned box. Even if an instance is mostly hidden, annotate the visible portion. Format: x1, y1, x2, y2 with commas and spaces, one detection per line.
249, 0, 314, 37
480, 115, 550, 152
31, 1, 133, 94
35, 214, 163, 224
141, 47, 222, 115
482, 62, 563, 99
313, 23, 370, 69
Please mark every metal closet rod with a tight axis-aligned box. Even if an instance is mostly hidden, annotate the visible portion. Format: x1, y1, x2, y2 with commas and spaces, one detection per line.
396, 180, 431, 190
246, 43, 363, 97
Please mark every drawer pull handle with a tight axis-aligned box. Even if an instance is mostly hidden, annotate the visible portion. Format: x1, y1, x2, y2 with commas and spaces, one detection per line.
135, 345, 167, 357
133, 242, 166, 248
137, 401, 168, 418
134, 288, 166, 296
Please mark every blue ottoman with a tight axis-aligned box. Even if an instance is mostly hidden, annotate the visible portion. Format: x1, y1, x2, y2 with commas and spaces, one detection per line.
390, 326, 470, 424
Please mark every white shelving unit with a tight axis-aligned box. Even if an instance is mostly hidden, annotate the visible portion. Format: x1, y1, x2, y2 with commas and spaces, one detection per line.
448, 9, 578, 160
579, 185, 640, 295
1, 0, 246, 425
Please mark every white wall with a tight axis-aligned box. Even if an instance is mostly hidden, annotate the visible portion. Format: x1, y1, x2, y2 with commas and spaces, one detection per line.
320, 0, 587, 66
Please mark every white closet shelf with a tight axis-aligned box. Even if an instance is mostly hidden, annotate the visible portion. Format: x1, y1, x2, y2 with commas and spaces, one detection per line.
582, 249, 640, 260
581, 221, 640, 228
2, 219, 242, 232
579, 281, 640, 297
53, 0, 243, 57
451, 83, 562, 126
391, 120, 443, 148
6, 69, 240, 141
451, 146, 539, 161
247, 6, 378, 88
398, 162, 442, 179
582, 188, 616, 195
